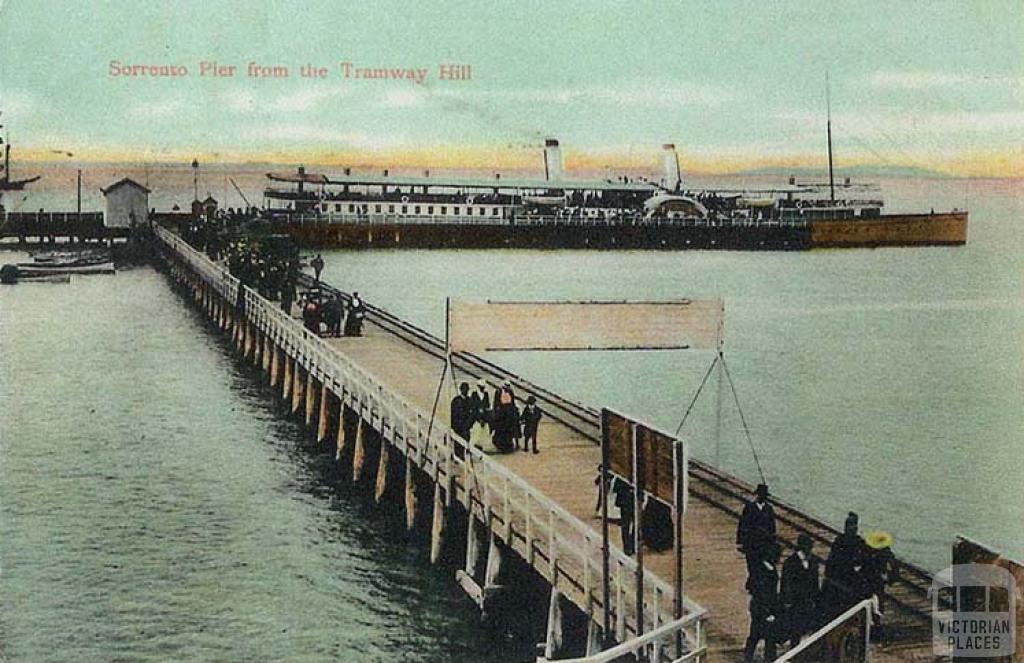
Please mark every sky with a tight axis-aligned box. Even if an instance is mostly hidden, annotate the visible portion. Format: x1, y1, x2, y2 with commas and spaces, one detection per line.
1, 0, 1022, 176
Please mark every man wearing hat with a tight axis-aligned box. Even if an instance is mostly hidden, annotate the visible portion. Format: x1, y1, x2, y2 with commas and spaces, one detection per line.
450, 382, 473, 445
520, 396, 542, 454
781, 533, 820, 646
736, 483, 777, 577
823, 512, 868, 619
743, 542, 781, 663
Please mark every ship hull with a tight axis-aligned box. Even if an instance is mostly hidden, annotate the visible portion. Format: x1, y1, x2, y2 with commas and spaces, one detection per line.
271, 211, 967, 251
279, 221, 808, 251
809, 211, 967, 248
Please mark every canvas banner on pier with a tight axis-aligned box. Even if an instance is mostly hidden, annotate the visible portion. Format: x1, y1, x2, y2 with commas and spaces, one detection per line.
447, 299, 724, 353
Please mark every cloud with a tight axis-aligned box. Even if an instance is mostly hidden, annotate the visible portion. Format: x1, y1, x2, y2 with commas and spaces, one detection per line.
776, 109, 1024, 136
865, 70, 1023, 90
0, 89, 41, 119
129, 98, 187, 118
268, 86, 351, 112
239, 123, 406, 150
425, 78, 735, 109
380, 89, 424, 108
222, 85, 351, 114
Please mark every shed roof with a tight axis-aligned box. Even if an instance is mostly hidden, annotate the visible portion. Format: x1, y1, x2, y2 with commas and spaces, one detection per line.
101, 177, 151, 195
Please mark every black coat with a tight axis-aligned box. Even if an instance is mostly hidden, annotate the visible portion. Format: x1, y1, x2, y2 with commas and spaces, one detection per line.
746, 560, 780, 619
736, 500, 777, 553
470, 390, 490, 424
825, 533, 866, 585
450, 394, 472, 437
781, 552, 820, 606
521, 404, 542, 437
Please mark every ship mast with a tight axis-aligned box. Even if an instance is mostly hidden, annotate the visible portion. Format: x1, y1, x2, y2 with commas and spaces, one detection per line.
826, 73, 835, 205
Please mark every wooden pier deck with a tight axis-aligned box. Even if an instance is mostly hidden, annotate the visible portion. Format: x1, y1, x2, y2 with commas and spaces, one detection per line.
308, 285, 940, 663
155, 226, 943, 663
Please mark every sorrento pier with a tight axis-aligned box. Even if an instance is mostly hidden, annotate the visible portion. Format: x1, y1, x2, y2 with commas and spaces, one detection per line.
151, 224, 952, 662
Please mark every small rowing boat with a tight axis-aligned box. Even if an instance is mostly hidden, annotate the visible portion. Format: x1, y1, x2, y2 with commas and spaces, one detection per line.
17, 261, 115, 275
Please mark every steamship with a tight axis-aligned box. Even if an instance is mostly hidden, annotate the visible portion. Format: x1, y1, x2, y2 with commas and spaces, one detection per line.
261, 139, 968, 251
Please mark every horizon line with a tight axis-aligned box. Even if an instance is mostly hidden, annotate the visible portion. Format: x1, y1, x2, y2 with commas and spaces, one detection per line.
9, 144, 1022, 179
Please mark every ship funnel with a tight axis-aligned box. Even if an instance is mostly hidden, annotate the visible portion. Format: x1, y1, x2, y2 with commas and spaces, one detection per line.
543, 139, 563, 181
662, 143, 681, 191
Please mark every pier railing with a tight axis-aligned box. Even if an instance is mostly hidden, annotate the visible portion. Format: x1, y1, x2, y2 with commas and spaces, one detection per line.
154, 225, 708, 658
556, 611, 706, 663
773, 597, 876, 663
1, 211, 106, 236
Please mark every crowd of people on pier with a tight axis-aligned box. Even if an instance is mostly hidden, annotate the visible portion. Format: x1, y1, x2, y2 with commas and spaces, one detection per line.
196, 225, 367, 339
735, 483, 897, 662
298, 289, 366, 337
591, 475, 898, 661
450, 379, 543, 455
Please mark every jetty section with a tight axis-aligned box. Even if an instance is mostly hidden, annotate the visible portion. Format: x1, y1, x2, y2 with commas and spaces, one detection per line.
154, 225, 943, 662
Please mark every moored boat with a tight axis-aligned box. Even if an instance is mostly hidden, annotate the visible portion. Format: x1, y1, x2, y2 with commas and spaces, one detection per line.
255, 139, 966, 251
17, 261, 116, 275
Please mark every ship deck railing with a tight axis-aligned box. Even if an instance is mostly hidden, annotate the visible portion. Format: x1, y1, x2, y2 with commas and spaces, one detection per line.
268, 212, 811, 229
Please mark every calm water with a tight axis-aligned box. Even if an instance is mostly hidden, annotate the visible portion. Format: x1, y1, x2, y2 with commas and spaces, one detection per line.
314, 177, 1024, 571
0, 268, 503, 662
1, 174, 1021, 661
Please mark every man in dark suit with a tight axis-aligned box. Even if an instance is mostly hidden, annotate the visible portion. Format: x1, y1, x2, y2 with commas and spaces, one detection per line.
470, 379, 490, 422
450, 382, 472, 442
743, 542, 781, 663
781, 533, 820, 646
822, 512, 867, 619
737, 483, 777, 576
520, 396, 542, 453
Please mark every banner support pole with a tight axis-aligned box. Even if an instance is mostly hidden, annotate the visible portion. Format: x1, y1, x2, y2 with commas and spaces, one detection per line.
426, 298, 453, 442
632, 424, 645, 647
673, 439, 685, 658
600, 415, 612, 647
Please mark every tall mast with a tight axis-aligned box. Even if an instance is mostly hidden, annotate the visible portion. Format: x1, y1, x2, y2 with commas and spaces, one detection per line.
0, 113, 6, 183
826, 73, 835, 205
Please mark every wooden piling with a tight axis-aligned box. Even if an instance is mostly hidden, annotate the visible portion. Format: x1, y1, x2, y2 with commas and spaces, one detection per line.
336, 402, 348, 459
317, 385, 330, 443
304, 371, 316, 426
484, 534, 502, 589
465, 510, 479, 577
374, 438, 390, 502
282, 352, 292, 400
429, 482, 446, 564
270, 343, 281, 387
352, 417, 366, 481
404, 456, 417, 530
291, 360, 304, 414
545, 588, 564, 660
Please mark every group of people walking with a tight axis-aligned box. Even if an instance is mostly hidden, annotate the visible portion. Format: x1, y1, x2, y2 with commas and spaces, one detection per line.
736, 483, 897, 662
450, 379, 542, 454
299, 289, 365, 337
